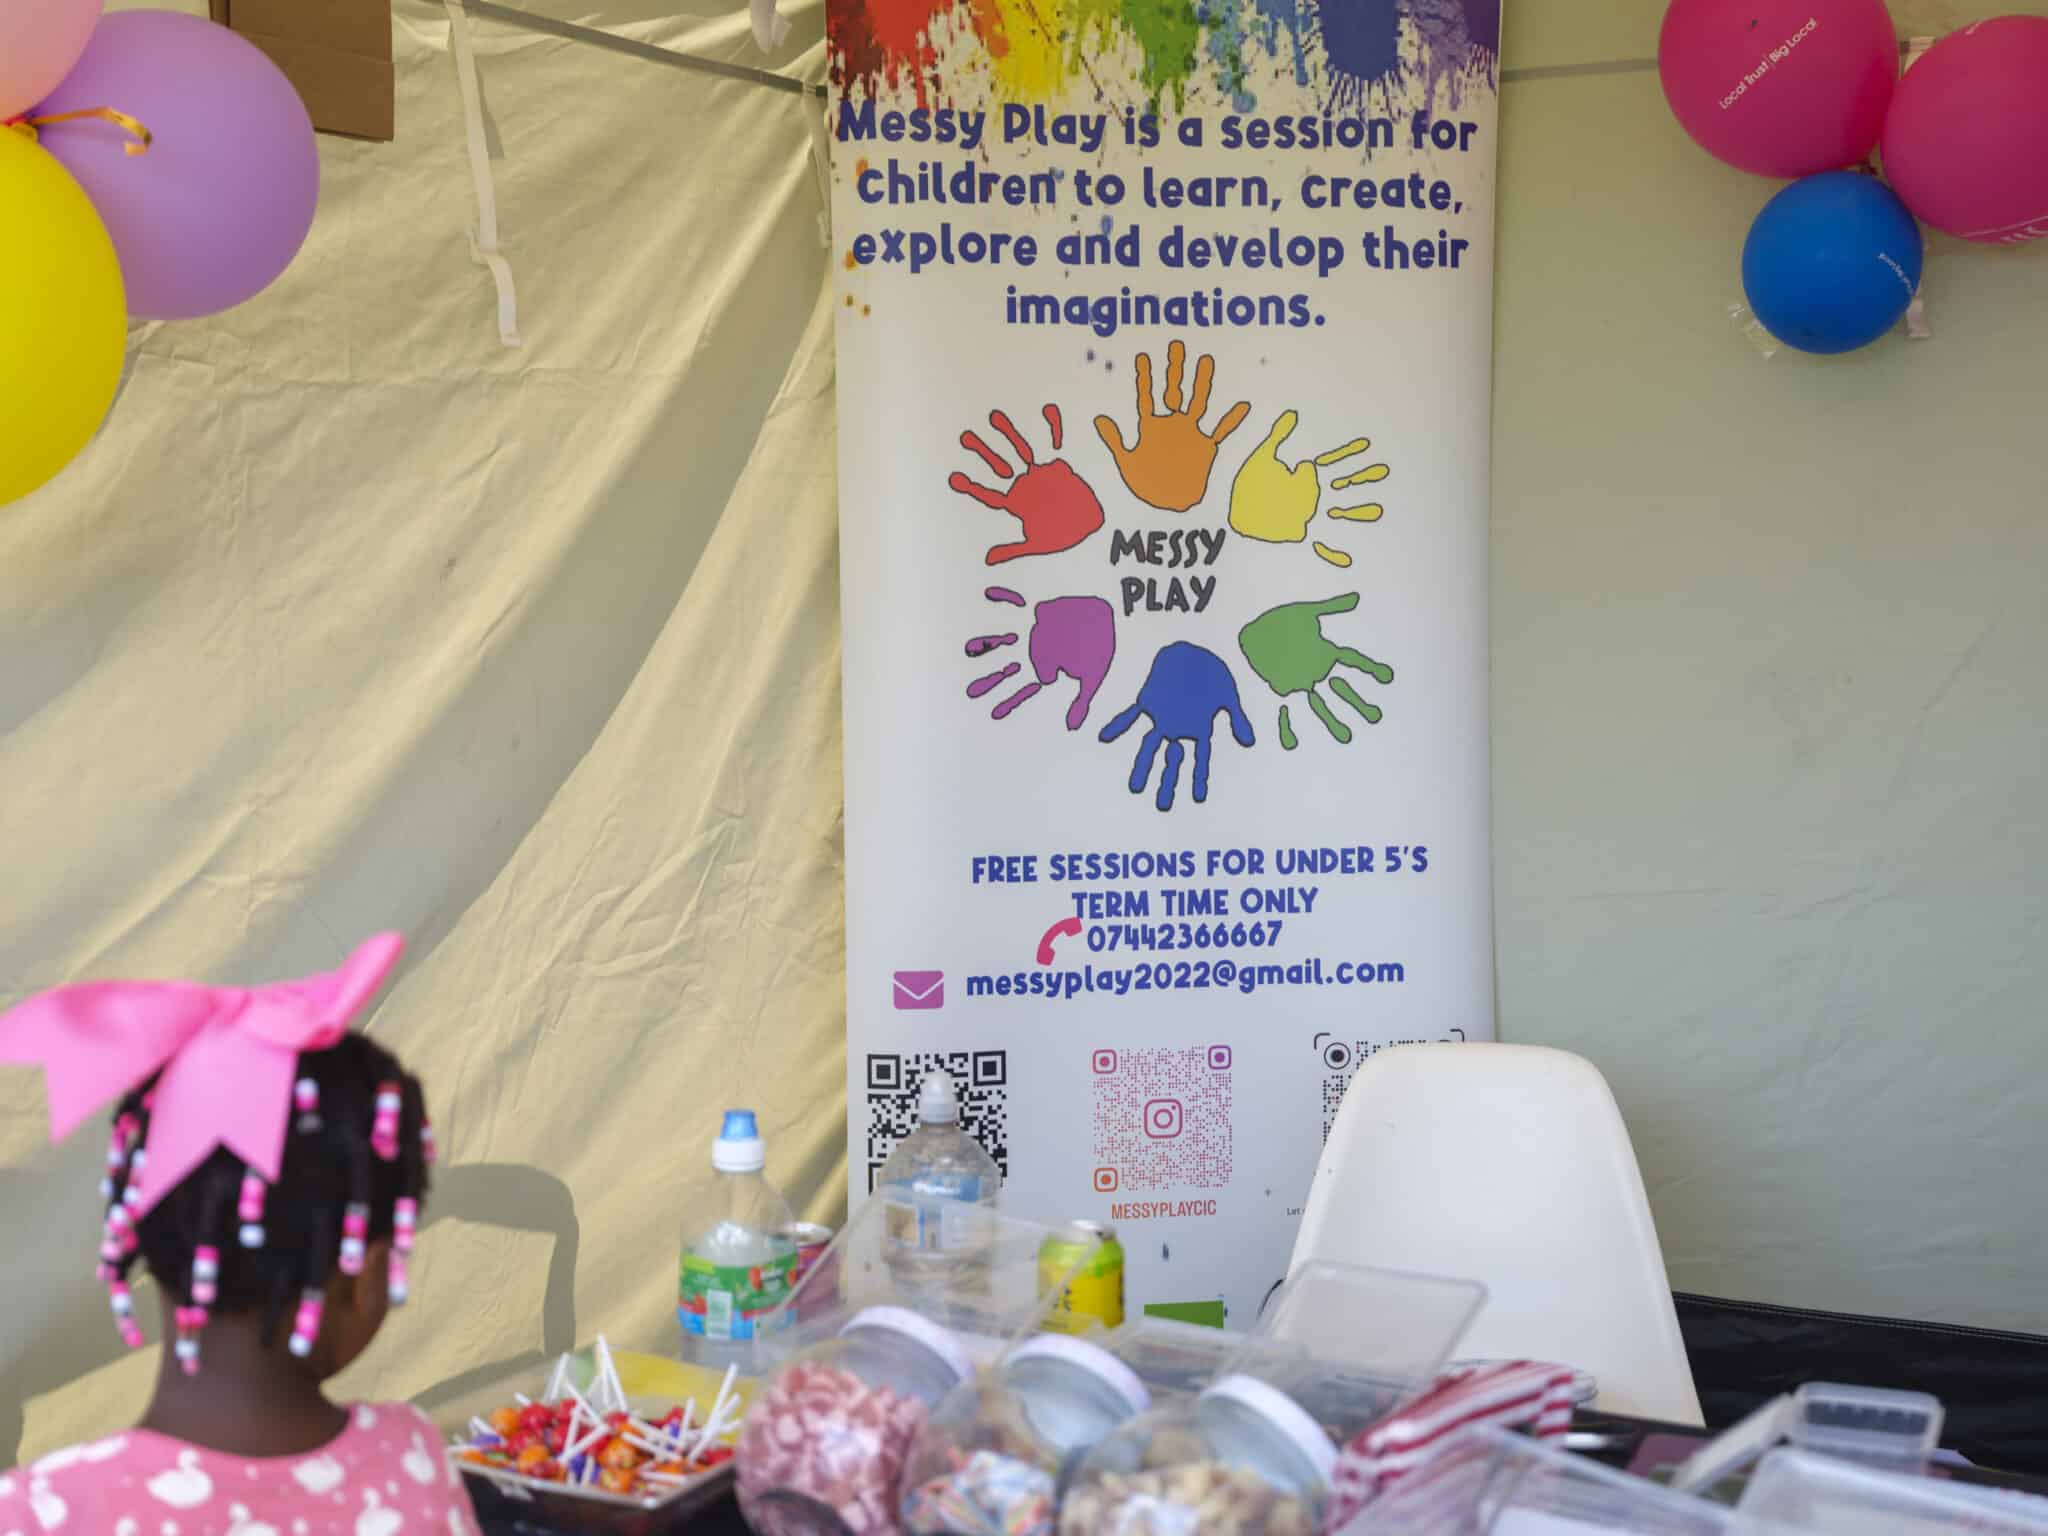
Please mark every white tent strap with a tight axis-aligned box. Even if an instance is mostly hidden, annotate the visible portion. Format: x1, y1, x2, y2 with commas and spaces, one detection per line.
1902, 35, 1934, 342
807, 102, 833, 248
751, 0, 791, 54
446, 0, 523, 348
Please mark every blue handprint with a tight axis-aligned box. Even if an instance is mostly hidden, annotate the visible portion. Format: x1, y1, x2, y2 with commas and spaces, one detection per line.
1098, 642, 1256, 812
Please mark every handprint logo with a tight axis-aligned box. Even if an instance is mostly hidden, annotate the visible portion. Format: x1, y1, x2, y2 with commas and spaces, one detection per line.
1229, 411, 1390, 569
1093, 340, 1251, 514
949, 404, 1104, 565
965, 587, 1117, 731
1237, 594, 1394, 750
1098, 642, 1256, 812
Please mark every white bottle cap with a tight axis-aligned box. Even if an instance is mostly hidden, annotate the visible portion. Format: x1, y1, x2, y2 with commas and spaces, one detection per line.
713, 1108, 766, 1173
917, 1071, 960, 1124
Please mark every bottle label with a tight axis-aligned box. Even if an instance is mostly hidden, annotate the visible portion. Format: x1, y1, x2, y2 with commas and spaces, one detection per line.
678, 1250, 799, 1341
881, 1176, 990, 1253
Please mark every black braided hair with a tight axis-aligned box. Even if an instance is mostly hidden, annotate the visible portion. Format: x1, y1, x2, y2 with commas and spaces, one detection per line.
97, 1033, 432, 1363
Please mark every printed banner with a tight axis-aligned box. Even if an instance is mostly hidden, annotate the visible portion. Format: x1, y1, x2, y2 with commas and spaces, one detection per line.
833, 0, 1502, 1325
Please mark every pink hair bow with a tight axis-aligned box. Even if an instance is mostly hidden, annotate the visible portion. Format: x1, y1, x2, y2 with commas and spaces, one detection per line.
0, 934, 404, 1218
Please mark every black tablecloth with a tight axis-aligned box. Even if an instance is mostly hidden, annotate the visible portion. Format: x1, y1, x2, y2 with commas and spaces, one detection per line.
1677, 1292, 2048, 1475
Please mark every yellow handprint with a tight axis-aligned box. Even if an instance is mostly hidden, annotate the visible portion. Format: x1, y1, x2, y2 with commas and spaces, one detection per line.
1228, 410, 1390, 569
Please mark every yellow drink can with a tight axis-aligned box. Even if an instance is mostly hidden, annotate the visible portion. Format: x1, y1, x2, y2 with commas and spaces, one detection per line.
1040, 1220, 1125, 1334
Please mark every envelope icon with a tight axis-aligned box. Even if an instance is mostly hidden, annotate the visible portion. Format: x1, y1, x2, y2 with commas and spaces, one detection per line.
893, 971, 944, 1011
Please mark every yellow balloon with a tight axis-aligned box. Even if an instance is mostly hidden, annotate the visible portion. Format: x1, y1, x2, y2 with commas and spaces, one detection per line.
1, 126, 126, 506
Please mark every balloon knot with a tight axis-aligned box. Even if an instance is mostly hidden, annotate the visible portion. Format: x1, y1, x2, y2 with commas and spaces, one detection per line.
22, 107, 152, 156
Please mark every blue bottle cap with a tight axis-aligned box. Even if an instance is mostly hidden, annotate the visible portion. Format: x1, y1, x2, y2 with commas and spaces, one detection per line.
720, 1109, 759, 1141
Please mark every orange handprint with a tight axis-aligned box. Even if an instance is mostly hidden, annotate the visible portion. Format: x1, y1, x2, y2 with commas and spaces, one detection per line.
1093, 340, 1251, 514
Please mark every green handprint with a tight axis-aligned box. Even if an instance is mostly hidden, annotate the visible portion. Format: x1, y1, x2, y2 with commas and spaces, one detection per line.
1237, 594, 1394, 750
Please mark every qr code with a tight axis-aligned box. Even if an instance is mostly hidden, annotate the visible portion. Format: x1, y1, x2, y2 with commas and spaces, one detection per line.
864, 1051, 1009, 1192
1322, 1073, 1353, 1146
1090, 1046, 1232, 1192
1318, 1034, 1471, 1144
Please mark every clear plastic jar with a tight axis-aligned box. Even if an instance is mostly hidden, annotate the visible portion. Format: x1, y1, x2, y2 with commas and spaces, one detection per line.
1058, 1371, 1337, 1536
901, 1322, 1241, 1536
738, 1306, 974, 1536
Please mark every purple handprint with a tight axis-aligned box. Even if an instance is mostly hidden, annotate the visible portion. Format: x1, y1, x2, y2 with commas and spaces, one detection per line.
964, 587, 1116, 731
1098, 641, 1256, 811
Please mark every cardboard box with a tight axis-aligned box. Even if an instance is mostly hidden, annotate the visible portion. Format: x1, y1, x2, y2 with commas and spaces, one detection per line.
210, 0, 395, 142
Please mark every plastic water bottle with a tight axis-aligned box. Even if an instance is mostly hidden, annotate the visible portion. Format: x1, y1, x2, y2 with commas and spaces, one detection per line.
875, 1072, 1001, 1286
679, 1109, 797, 1370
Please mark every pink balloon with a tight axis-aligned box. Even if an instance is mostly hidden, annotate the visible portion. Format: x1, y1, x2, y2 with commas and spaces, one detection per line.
35, 10, 318, 321
0, 0, 103, 119
1881, 17, 2048, 245
1659, 0, 1898, 178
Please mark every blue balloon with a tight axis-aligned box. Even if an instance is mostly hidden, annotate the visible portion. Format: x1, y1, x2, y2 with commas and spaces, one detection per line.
1742, 172, 1924, 355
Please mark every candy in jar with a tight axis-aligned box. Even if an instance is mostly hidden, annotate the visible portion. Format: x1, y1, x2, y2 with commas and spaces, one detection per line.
1059, 1375, 1335, 1536
902, 1333, 1159, 1536
737, 1306, 972, 1536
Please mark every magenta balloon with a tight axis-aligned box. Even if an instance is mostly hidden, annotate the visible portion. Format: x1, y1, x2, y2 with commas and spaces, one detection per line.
1881, 16, 2048, 245
36, 11, 319, 321
1659, 0, 1897, 178
0, 0, 102, 120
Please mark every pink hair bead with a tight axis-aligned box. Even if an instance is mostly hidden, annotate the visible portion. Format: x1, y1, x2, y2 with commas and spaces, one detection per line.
338, 1202, 370, 1276
173, 1305, 207, 1375
238, 1171, 267, 1248
288, 1288, 324, 1358
294, 1077, 321, 1131
192, 1245, 219, 1306
371, 1080, 403, 1161
388, 1196, 418, 1304
108, 1279, 145, 1349
99, 1118, 134, 1199
420, 1120, 437, 1164
121, 1147, 146, 1207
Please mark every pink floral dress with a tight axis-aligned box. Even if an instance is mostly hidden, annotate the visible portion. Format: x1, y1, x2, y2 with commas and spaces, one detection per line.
0, 1403, 481, 1536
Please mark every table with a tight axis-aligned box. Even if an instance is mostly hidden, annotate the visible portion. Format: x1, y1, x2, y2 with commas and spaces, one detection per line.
467, 1407, 2048, 1535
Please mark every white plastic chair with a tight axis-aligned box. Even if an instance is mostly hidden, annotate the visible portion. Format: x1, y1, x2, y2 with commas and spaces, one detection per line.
1288, 1042, 1703, 1425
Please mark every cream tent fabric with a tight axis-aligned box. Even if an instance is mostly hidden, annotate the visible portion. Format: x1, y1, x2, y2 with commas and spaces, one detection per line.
9, 0, 2048, 1472
0, 0, 840, 1460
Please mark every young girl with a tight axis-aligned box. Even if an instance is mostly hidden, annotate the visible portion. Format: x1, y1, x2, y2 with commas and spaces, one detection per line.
0, 933, 482, 1534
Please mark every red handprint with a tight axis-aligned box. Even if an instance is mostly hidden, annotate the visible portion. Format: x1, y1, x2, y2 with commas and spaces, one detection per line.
948, 405, 1105, 566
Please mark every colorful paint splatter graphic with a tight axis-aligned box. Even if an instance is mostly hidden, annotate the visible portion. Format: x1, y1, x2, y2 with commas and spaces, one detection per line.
829, 0, 1500, 116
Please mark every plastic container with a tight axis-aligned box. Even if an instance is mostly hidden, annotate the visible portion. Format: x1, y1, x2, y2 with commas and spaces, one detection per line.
1669, 1380, 1946, 1497
899, 1320, 1241, 1536
736, 1201, 1097, 1536
875, 1071, 1003, 1282
1059, 1264, 1485, 1536
1789, 1381, 1944, 1465
1739, 1447, 2048, 1534
680, 1109, 797, 1370
1344, 1425, 1741, 1536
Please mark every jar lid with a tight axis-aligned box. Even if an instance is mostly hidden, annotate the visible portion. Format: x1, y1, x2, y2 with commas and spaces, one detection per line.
1197, 1374, 1338, 1486
841, 1305, 973, 1384
1006, 1335, 1152, 1418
